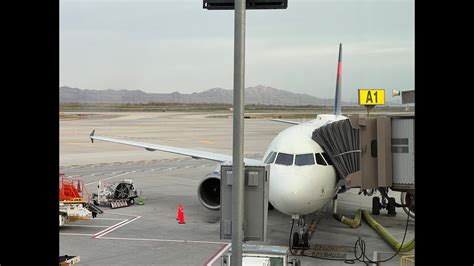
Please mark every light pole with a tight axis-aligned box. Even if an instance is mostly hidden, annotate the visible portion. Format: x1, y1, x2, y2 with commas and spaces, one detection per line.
231, 0, 246, 265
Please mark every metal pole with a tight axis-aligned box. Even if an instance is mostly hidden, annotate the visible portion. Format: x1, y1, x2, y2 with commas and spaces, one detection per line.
232, 0, 246, 265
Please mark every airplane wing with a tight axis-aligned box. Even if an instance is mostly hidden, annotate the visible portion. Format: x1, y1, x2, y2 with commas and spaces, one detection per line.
269, 119, 300, 125
89, 130, 262, 165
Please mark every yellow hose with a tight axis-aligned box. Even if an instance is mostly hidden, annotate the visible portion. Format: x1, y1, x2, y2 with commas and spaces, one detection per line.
333, 209, 415, 252
361, 210, 415, 252
334, 209, 362, 228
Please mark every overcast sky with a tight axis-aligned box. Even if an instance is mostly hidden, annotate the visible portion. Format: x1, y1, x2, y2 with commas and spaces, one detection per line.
60, 0, 414, 101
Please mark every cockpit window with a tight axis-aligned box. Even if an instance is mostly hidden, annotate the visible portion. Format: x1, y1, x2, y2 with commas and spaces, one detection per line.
264, 151, 277, 164
275, 152, 294, 166
295, 153, 315, 166
321, 152, 333, 165
264, 152, 272, 164
315, 153, 327, 166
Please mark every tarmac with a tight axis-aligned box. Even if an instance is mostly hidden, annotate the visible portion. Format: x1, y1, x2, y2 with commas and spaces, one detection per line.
60, 112, 415, 265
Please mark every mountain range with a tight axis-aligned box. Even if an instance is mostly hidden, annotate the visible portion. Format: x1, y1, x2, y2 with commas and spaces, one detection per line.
60, 85, 363, 106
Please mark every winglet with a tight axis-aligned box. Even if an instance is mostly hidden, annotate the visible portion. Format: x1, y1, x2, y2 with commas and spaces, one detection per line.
90, 129, 95, 143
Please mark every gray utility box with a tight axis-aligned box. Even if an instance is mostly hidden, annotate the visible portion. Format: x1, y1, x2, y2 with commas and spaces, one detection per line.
220, 163, 270, 242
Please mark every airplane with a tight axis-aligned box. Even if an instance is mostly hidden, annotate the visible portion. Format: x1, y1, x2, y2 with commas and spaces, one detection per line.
90, 43, 347, 248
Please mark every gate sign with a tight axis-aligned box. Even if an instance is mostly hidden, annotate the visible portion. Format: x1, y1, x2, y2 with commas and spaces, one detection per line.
358, 89, 385, 105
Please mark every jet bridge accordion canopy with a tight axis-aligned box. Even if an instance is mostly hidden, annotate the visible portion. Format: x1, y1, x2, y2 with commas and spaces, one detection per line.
311, 119, 360, 182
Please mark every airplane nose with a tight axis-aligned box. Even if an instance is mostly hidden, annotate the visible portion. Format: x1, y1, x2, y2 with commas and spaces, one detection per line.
269, 167, 335, 215
270, 175, 310, 214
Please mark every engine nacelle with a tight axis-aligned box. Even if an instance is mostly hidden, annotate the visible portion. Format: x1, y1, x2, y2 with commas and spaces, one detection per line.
197, 171, 221, 210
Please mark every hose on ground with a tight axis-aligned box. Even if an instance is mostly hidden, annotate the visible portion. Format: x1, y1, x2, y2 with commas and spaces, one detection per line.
361, 210, 415, 252
333, 209, 362, 228
333, 209, 414, 252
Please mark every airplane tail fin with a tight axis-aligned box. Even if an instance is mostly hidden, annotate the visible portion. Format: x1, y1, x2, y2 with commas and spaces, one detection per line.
333, 43, 342, 115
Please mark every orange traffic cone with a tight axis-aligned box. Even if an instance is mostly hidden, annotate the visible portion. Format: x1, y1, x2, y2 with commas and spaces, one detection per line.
176, 203, 182, 220
177, 204, 185, 224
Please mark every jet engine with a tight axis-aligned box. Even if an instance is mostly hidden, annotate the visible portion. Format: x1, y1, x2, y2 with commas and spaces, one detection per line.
197, 171, 221, 210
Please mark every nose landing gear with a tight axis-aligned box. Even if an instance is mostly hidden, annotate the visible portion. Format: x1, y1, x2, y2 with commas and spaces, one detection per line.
291, 216, 310, 250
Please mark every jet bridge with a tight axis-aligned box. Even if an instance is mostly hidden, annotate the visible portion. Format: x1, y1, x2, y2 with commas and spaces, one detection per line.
312, 114, 414, 216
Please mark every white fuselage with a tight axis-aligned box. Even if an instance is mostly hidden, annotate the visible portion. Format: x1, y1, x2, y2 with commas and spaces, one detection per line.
263, 114, 347, 216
